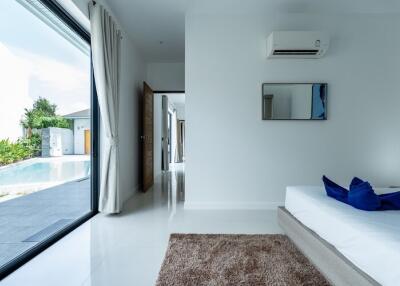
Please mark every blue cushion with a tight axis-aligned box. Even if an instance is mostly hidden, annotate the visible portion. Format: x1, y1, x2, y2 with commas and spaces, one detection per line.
379, 192, 400, 210
350, 177, 364, 188
348, 180, 381, 211
323, 176, 400, 211
322, 175, 349, 204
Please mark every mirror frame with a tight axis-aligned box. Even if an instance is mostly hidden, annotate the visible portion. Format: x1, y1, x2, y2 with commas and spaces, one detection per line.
261, 82, 328, 121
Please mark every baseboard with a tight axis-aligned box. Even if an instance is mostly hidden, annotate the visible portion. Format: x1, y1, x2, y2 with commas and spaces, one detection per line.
184, 201, 283, 210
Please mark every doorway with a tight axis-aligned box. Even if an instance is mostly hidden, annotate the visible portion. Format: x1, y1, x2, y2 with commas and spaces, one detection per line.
141, 85, 185, 192
154, 92, 185, 176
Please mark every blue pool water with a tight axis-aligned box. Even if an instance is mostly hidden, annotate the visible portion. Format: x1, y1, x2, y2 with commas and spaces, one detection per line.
0, 160, 90, 186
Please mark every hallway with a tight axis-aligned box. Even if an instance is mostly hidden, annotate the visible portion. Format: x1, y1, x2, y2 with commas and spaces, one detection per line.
2, 164, 281, 286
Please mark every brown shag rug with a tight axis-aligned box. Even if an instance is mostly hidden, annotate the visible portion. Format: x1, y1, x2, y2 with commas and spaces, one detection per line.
156, 234, 330, 286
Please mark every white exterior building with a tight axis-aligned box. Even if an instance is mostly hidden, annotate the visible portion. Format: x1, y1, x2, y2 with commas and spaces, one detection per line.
41, 127, 73, 157
63, 109, 90, 155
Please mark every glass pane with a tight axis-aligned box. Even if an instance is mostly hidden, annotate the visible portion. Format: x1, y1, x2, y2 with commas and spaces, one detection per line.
0, 0, 91, 269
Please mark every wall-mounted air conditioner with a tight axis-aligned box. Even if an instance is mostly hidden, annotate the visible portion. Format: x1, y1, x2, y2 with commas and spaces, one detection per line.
267, 31, 329, 59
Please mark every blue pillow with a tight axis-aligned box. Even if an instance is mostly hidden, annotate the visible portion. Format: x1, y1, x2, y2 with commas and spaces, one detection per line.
349, 177, 400, 210
348, 180, 381, 211
350, 177, 364, 188
323, 176, 400, 211
322, 175, 349, 204
379, 191, 400, 210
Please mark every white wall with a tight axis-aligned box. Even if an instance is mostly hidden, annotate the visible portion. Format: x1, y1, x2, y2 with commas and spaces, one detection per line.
41, 127, 73, 157
73, 118, 90, 154
185, 12, 400, 209
61, 128, 74, 155
73, 0, 146, 205
114, 10, 146, 205
174, 103, 185, 120
146, 62, 185, 91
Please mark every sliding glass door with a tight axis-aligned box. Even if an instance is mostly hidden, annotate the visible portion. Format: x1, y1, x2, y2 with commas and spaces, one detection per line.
0, 0, 98, 278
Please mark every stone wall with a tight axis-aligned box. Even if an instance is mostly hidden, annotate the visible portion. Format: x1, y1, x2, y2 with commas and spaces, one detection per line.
41, 128, 73, 157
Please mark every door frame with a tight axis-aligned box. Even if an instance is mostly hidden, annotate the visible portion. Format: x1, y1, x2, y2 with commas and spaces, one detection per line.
0, 0, 99, 279
154, 90, 185, 94
142, 82, 155, 192
167, 111, 173, 163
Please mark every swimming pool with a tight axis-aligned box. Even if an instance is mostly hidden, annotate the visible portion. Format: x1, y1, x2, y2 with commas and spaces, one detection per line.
0, 157, 90, 198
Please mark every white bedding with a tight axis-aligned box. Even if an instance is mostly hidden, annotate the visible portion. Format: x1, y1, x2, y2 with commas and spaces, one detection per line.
285, 186, 400, 286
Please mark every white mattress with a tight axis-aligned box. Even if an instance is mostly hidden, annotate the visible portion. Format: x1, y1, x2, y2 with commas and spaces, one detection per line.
285, 186, 400, 286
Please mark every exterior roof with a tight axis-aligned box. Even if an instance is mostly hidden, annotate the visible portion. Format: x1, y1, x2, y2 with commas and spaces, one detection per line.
63, 109, 90, 119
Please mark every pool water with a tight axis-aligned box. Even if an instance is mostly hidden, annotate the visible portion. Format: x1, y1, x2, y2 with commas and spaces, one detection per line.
0, 160, 90, 186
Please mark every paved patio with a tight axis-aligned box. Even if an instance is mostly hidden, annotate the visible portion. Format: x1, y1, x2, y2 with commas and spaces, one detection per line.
0, 179, 91, 268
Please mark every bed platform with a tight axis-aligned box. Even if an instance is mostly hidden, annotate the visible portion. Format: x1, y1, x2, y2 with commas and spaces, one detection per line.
278, 185, 400, 286
278, 207, 379, 286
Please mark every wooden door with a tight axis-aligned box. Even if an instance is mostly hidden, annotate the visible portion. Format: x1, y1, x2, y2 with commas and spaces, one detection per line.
84, 129, 91, 155
142, 82, 154, 192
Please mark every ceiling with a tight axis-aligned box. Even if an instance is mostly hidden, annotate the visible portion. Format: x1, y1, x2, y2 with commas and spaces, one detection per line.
91, 0, 400, 63
106, 0, 186, 62
167, 93, 185, 107
187, 0, 400, 14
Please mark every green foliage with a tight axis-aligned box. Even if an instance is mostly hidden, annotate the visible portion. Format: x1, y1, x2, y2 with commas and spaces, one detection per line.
17, 133, 42, 157
21, 97, 72, 132
1, 97, 71, 165
34, 116, 72, 129
0, 97, 64, 165
32, 97, 56, 116
0, 138, 39, 166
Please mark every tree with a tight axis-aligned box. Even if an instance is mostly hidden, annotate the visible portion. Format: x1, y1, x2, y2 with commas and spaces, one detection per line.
21, 108, 41, 138
32, 97, 57, 116
21, 98, 71, 137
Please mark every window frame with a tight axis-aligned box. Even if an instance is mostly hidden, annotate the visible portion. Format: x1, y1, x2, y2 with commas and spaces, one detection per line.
0, 0, 99, 280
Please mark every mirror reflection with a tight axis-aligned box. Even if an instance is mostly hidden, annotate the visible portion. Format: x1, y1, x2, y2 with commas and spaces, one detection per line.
262, 83, 327, 120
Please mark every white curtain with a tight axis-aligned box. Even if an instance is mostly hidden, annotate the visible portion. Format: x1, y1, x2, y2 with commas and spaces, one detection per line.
89, 3, 121, 214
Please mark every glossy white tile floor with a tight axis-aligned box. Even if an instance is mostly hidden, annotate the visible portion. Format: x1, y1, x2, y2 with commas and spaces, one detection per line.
1, 164, 282, 286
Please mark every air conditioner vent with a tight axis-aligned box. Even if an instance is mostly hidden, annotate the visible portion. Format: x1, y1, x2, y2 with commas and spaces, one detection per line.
273, 50, 319, 55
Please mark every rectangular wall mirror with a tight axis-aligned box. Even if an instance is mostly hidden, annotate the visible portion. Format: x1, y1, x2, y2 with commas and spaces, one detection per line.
262, 83, 327, 120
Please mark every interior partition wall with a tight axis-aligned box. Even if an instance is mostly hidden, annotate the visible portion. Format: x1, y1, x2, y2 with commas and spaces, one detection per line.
0, 0, 99, 279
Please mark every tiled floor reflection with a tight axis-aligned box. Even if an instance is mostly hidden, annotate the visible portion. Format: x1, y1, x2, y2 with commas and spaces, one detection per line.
1, 163, 282, 286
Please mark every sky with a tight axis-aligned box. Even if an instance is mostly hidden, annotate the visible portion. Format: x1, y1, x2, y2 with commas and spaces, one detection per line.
0, 0, 90, 140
